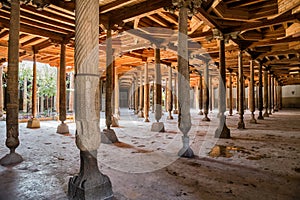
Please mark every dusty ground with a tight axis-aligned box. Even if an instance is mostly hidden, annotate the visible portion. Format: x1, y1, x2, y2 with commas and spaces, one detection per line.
0, 108, 299, 200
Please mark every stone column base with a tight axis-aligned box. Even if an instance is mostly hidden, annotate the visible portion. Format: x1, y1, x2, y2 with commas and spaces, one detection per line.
198, 110, 203, 115
0, 152, 23, 166
101, 129, 118, 144
178, 136, 194, 158
215, 117, 230, 138
27, 118, 40, 128
173, 110, 179, 114
257, 115, 264, 120
57, 122, 69, 134
263, 112, 269, 117
111, 116, 119, 127
202, 116, 210, 121
138, 111, 144, 118
144, 118, 150, 122
237, 121, 245, 129
151, 122, 165, 132
250, 118, 257, 124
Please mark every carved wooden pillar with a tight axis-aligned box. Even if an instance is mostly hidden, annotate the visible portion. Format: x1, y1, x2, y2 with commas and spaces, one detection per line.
27, 49, 41, 128
237, 50, 245, 129
134, 75, 139, 114
173, 70, 179, 114
167, 66, 173, 119
263, 68, 269, 117
55, 67, 60, 113
257, 62, 264, 119
198, 72, 203, 115
99, 78, 103, 112
0, 65, 3, 117
151, 48, 164, 132
249, 60, 257, 123
202, 61, 210, 121
228, 69, 233, 116
274, 79, 278, 111
0, 0, 23, 166
151, 78, 155, 113
209, 75, 213, 112
268, 71, 272, 115
103, 24, 118, 141
23, 76, 27, 112
69, 72, 74, 112
215, 39, 230, 138
57, 43, 69, 133
68, 0, 113, 198
177, 4, 194, 157
278, 83, 282, 110
236, 72, 239, 114
165, 78, 168, 112
138, 71, 144, 117
114, 68, 120, 120
144, 62, 150, 122
271, 74, 275, 113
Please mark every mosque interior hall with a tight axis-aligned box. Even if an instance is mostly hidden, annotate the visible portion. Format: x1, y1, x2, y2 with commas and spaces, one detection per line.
0, 0, 300, 199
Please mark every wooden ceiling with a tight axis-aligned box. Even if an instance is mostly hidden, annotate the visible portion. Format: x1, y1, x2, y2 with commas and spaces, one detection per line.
0, 0, 299, 88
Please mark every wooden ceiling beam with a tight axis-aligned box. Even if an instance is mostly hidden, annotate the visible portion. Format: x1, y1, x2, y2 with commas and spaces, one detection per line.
224, 11, 300, 33
0, 17, 64, 41
100, 0, 135, 14
103, 0, 173, 25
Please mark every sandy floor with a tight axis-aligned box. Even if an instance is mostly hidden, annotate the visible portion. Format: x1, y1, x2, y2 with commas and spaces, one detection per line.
0, 108, 299, 200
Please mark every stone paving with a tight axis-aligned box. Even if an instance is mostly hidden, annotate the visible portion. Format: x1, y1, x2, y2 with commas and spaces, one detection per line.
0, 108, 299, 200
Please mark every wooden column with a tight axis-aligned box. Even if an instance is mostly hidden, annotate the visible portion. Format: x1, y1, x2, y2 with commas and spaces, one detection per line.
263, 68, 269, 117
134, 75, 139, 114
198, 72, 203, 115
23, 76, 27, 112
177, 4, 194, 157
99, 78, 103, 112
165, 78, 168, 112
258, 62, 264, 119
268, 71, 272, 115
105, 27, 113, 129
237, 50, 245, 129
278, 84, 282, 110
274, 79, 278, 111
138, 71, 144, 118
202, 61, 210, 121
215, 39, 230, 138
144, 62, 150, 122
69, 72, 74, 112
151, 48, 164, 132
151, 78, 155, 113
114, 69, 120, 119
271, 74, 275, 113
27, 49, 41, 128
228, 69, 233, 116
236, 72, 239, 114
249, 60, 257, 123
0, 0, 23, 166
167, 66, 173, 119
68, 0, 113, 198
56, 43, 69, 134
55, 67, 60, 113
209, 75, 213, 112
0, 65, 3, 117
173, 71, 179, 114
103, 24, 118, 142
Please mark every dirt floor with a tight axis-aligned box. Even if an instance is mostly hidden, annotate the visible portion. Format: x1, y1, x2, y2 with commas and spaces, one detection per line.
0, 108, 299, 200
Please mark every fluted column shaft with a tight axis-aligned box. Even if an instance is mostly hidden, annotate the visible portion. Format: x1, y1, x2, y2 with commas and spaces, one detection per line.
134, 76, 139, 114
114, 69, 119, 118
69, 0, 113, 198
69, 72, 74, 112
263, 68, 269, 117
105, 27, 113, 128
199, 73, 203, 115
